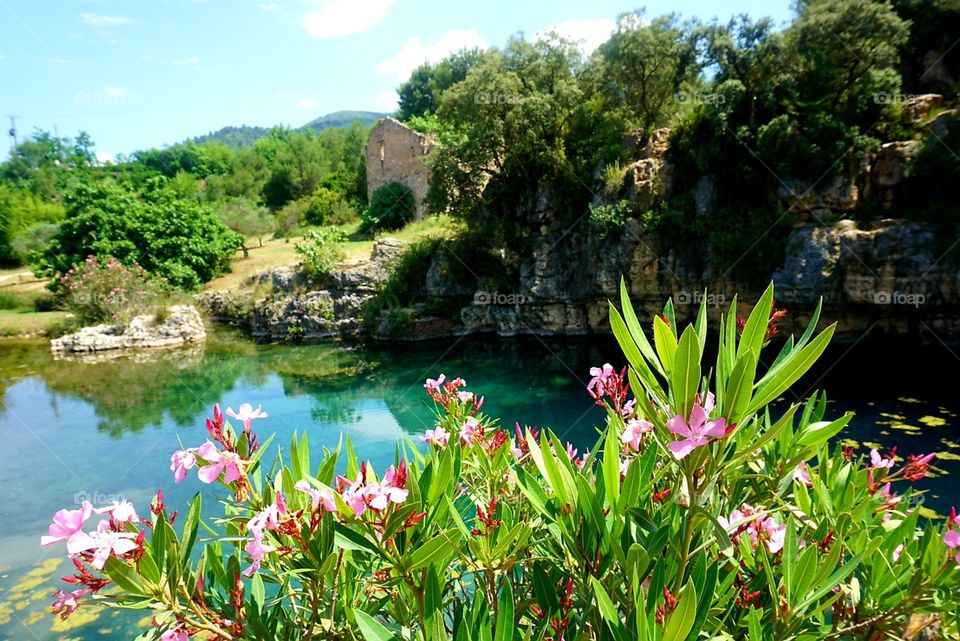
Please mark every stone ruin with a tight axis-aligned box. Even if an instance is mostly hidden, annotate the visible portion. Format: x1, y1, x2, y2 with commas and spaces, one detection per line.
365, 117, 434, 219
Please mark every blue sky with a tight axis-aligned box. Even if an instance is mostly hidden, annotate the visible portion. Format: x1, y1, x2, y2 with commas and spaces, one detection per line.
0, 0, 794, 160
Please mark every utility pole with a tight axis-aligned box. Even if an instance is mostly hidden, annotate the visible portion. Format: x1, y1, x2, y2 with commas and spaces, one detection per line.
7, 115, 17, 149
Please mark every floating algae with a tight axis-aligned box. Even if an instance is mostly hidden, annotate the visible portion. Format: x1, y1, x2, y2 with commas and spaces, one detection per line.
898, 397, 923, 404
919, 415, 947, 427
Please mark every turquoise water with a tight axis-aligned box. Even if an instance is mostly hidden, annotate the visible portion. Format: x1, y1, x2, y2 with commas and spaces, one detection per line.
0, 330, 957, 639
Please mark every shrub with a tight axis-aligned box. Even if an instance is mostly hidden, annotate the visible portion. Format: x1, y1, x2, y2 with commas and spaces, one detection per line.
217, 198, 277, 252
11, 222, 60, 264
38, 283, 960, 640
589, 199, 632, 239
36, 178, 243, 290
54, 255, 166, 326
364, 182, 417, 231
294, 227, 347, 281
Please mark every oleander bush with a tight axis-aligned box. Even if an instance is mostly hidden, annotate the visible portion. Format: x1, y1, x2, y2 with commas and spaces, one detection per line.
54, 255, 167, 326
41, 283, 960, 640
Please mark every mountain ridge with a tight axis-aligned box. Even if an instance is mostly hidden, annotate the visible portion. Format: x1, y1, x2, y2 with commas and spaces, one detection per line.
189, 110, 391, 147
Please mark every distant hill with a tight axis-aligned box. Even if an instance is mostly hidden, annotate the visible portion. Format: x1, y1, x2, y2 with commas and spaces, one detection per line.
300, 110, 390, 133
189, 110, 391, 148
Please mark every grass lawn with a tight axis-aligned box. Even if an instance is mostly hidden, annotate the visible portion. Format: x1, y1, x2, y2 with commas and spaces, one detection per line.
205, 215, 462, 293
0, 310, 67, 336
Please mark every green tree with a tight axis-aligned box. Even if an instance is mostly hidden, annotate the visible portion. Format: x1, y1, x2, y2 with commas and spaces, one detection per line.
217, 198, 277, 256
590, 12, 700, 133
37, 178, 242, 289
396, 48, 487, 120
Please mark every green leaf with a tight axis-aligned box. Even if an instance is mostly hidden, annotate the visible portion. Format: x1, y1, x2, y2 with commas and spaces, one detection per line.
180, 494, 201, 562
653, 315, 678, 375
671, 326, 702, 418
590, 577, 621, 627
620, 279, 665, 377
662, 582, 697, 641
251, 572, 265, 612
334, 523, 382, 555
103, 557, 145, 596
494, 579, 515, 641
723, 350, 758, 424
794, 414, 854, 448
408, 531, 458, 572
744, 324, 836, 415
603, 420, 622, 508
354, 609, 396, 641
737, 283, 774, 360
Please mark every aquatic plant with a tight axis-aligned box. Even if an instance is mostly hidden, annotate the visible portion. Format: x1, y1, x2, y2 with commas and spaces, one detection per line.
40, 282, 960, 639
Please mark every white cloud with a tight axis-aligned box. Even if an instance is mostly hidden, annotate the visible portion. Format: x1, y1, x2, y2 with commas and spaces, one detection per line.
258, 2, 281, 11
171, 56, 200, 65
374, 91, 398, 112
80, 13, 134, 27
104, 86, 128, 98
534, 18, 616, 54
296, 98, 320, 109
303, 0, 394, 39
95, 150, 115, 165
377, 29, 487, 82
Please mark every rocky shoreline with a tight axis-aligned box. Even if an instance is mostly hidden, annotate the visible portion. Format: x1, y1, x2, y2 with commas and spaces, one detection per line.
51, 305, 207, 355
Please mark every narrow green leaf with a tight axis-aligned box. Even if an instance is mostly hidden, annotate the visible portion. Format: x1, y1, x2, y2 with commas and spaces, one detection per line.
671, 326, 702, 419
653, 315, 677, 375
745, 324, 836, 415
737, 283, 774, 360
662, 582, 697, 641
354, 610, 396, 641
494, 579, 515, 641
723, 350, 758, 424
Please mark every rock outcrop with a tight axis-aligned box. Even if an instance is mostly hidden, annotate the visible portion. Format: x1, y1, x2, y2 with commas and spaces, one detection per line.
51, 305, 206, 354
198, 239, 408, 342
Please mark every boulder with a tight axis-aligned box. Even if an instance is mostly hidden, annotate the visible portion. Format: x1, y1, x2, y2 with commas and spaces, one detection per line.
51, 305, 206, 354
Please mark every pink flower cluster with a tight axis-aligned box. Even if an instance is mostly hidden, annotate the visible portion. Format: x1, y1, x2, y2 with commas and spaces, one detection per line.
944, 508, 960, 565
424, 374, 484, 410
41, 499, 144, 618
587, 363, 630, 411
718, 504, 787, 554
337, 461, 409, 517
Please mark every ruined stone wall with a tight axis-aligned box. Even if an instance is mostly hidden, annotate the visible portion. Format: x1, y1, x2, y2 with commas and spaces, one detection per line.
365, 117, 434, 219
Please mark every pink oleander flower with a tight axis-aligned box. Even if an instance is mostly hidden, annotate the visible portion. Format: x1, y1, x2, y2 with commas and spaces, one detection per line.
338, 462, 409, 517
666, 393, 727, 460
225, 403, 267, 431
870, 449, 895, 470
461, 417, 481, 446
587, 363, 616, 397
457, 391, 474, 403
73, 524, 139, 570
40, 502, 94, 553
196, 442, 244, 484
294, 480, 336, 512
621, 417, 653, 451
170, 448, 197, 483
420, 426, 450, 447
94, 500, 139, 523
51, 588, 90, 620
249, 495, 286, 533
425, 374, 446, 393
793, 462, 812, 486
622, 399, 637, 417
719, 504, 786, 554
619, 457, 632, 478
159, 624, 189, 641
242, 529, 275, 577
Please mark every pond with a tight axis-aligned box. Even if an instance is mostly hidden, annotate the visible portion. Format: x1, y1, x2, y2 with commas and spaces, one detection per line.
0, 328, 958, 639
